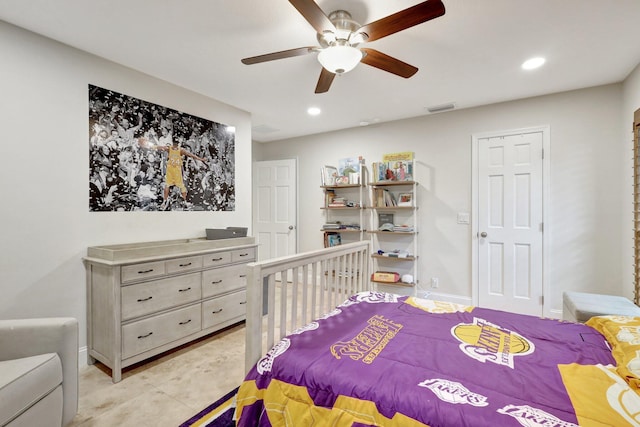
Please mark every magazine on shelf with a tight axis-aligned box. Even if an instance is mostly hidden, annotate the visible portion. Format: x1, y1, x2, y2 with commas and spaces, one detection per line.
372, 151, 414, 182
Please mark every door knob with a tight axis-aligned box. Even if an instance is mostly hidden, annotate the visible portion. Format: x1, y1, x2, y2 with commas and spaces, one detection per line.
288, 225, 294, 230
480, 232, 487, 238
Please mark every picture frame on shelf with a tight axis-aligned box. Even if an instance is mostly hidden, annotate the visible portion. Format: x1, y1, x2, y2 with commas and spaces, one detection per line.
339, 156, 361, 185
335, 175, 350, 185
325, 232, 342, 247
338, 157, 360, 175
397, 192, 413, 207
322, 165, 338, 186
378, 212, 394, 225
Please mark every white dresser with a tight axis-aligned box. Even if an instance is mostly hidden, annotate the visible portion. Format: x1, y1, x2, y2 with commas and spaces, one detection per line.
84, 237, 257, 382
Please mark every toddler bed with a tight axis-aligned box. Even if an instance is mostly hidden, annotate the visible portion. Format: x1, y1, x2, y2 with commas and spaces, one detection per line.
238, 241, 640, 426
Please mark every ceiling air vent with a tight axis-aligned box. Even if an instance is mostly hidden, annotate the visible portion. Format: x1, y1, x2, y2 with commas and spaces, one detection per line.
426, 102, 456, 114
252, 124, 280, 134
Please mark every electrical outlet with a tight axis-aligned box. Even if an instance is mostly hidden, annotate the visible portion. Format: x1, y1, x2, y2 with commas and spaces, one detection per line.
431, 277, 439, 288
417, 290, 431, 299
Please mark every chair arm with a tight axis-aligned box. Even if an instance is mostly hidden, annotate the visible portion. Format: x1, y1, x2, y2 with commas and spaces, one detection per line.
0, 318, 78, 425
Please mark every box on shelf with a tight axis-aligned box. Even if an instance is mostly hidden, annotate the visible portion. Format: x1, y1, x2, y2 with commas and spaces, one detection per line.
371, 271, 401, 283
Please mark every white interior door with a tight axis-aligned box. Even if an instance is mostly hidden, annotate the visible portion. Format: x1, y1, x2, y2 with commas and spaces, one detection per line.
475, 130, 545, 316
253, 159, 297, 261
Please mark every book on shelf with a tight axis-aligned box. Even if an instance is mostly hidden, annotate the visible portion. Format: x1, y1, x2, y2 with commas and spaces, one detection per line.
322, 222, 341, 230
392, 225, 415, 232
372, 152, 414, 182
378, 223, 414, 232
323, 223, 361, 231
325, 189, 335, 206
378, 223, 395, 231
328, 196, 346, 207
378, 249, 410, 258
324, 232, 342, 247
378, 212, 394, 225
373, 187, 397, 207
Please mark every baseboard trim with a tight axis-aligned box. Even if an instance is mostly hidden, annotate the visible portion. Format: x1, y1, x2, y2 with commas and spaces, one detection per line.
547, 308, 562, 320
78, 346, 88, 370
418, 291, 473, 306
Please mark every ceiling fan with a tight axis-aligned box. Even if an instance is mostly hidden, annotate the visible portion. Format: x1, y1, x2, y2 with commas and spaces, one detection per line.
241, 0, 446, 93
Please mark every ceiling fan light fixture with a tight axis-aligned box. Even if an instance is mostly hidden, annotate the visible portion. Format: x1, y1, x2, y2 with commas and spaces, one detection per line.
317, 45, 363, 74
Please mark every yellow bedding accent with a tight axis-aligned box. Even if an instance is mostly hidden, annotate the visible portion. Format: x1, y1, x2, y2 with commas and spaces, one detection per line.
559, 363, 640, 426
235, 379, 429, 427
404, 297, 474, 314
587, 316, 640, 389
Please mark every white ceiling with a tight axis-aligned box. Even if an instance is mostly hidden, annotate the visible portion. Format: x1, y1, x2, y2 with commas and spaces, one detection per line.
1, 0, 639, 142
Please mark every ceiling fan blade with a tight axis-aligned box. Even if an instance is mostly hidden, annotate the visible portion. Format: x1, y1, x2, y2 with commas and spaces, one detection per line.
358, 0, 445, 43
289, 0, 336, 34
315, 67, 336, 93
360, 48, 418, 78
241, 47, 317, 65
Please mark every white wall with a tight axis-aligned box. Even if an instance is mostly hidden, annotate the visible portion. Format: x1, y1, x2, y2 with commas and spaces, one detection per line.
0, 21, 252, 349
623, 62, 640, 128
256, 84, 625, 315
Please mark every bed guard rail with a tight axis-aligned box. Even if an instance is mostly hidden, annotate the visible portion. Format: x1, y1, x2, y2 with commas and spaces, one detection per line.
244, 240, 371, 373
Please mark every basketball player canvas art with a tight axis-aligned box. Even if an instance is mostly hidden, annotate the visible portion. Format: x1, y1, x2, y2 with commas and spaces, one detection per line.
88, 84, 235, 212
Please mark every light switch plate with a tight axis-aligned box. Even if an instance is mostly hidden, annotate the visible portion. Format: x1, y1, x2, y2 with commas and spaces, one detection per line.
457, 212, 470, 224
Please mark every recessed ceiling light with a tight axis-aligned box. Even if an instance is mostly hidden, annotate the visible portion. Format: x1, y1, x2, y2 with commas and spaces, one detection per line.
522, 57, 546, 70
307, 107, 321, 116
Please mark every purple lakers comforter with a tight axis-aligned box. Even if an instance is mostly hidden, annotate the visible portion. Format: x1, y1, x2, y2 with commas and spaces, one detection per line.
235, 292, 640, 426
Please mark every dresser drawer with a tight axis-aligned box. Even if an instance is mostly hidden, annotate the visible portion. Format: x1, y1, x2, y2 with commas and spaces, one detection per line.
121, 272, 201, 320
231, 247, 255, 263
122, 304, 201, 359
121, 261, 166, 283
202, 251, 232, 268
202, 291, 247, 330
202, 264, 247, 298
166, 255, 203, 274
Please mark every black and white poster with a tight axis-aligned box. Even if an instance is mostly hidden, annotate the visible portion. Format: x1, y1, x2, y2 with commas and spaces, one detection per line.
88, 84, 235, 211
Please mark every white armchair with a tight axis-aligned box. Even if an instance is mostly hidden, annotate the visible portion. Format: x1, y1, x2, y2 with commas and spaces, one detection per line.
0, 318, 78, 427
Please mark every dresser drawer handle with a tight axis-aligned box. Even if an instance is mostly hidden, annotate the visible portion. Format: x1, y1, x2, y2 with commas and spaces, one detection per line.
138, 332, 153, 339
138, 269, 154, 274
211, 279, 223, 284
211, 257, 223, 261
239, 301, 247, 305
137, 296, 153, 302
179, 319, 192, 325
239, 253, 249, 257
211, 308, 223, 314
178, 287, 192, 292
179, 262, 192, 267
